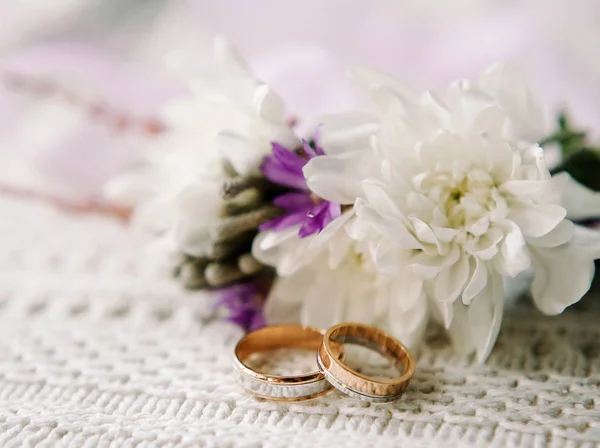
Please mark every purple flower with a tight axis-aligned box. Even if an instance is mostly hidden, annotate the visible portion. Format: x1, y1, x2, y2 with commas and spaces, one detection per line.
215, 282, 266, 332
260, 128, 341, 237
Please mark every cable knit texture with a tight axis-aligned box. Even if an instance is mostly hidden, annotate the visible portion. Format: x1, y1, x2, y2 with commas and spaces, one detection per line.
0, 197, 599, 448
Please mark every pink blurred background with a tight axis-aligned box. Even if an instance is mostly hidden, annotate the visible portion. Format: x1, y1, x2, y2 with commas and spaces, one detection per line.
1, 0, 599, 201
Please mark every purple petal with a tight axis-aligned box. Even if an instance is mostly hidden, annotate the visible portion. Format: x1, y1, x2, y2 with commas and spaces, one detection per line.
262, 157, 308, 190
260, 211, 308, 232
307, 201, 328, 218
262, 129, 342, 240
215, 281, 266, 332
219, 282, 254, 296
271, 142, 306, 173
313, 124, 325, 155
302, 139, 317, 159
249, 311, 266, 331
327, 202, 342, 220
258, 216, 281, 231
273, 192, 313, 211
298, 201, 343, 238
297, 202, 327, 238
298, 219, 321, 238
227, 310, 253, 328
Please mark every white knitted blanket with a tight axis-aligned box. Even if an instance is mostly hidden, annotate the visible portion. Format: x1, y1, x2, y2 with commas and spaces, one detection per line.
1, 197, 599, 448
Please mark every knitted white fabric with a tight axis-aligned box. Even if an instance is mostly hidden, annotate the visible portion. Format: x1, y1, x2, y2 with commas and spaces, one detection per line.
1, 196, 599, 448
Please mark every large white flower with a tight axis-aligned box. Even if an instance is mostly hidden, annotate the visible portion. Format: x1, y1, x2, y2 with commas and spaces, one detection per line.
105, 37, 296, 257
303, 64, 600, 361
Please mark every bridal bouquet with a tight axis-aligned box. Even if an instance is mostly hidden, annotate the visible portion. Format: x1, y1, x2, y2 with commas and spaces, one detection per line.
105, 37, 600, 362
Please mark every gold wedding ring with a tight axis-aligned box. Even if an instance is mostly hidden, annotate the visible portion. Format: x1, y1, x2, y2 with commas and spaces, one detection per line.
233, 325, 341, 401
317, 323, 415, 402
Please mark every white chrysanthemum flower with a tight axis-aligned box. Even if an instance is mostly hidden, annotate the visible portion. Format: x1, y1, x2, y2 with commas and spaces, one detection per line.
105, 37, 296, 257
302, 64, 600, 361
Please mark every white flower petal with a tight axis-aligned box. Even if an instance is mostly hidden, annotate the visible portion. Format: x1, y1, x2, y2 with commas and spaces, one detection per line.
477, 63, 546, 142
434, 253, 470, 302
449, 269, 504, 363
390, 269, 424, 312
270, 124, 301, 153
348, 65, 419, 107
500, 174, 566, 205
484, 139, 514, 181
326, 231, 355, 270
493, 220, 531, 277
433, 227, 459, 243
405, 191, 436, 222
309, 209, 354, 249
468, 227, 503, 260
468, 270, 504, 363
447, 79, 495, 126
216, 130, 265, 176
301, 271, 345, 328
252, 228, 324, 276
420, 91, 452, 129
213, 36, 252, 76
343, 284, 380, 325
265, 272, 311, 324
318, 112, 380, 155
420, 130, 464, 169
172, 183, 222, 257
304, 150, 375, 204
252, 84, 286, 123
410, 245, 460, 279
445, 302, 470, 356
386, 292, 428, 349
278, 244, 320, 277
430, 297, 454, 329
471, 105, 506, 140
515, 143, 550, 181
508, 204, 566, 238
530, 226, 600, 315
373, 240, 401, 277
559, 171, 600, 220
462, 257, 488, 305
565, 225, 600, 255
526, 219, 574, 248
468, 216, 490, 237
375, 101, 417, 158
256, 227, 299, 252
362, 180, 403, 217
356, 200, 423, 250
408, 217, 438, 245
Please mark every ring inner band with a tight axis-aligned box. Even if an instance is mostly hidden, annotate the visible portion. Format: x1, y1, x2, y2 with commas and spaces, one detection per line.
331, 332, 408, 376
319, 323, 414, 402
234, 325, 339, 401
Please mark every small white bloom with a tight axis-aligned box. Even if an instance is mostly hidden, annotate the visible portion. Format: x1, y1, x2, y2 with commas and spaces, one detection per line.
259, 219, 429, 349
105, 37, 296, 257
303, 64, 600, 361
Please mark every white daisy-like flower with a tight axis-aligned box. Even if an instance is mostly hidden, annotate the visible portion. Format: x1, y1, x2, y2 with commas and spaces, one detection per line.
301, 64, 600, 361
104, 37, 296, 257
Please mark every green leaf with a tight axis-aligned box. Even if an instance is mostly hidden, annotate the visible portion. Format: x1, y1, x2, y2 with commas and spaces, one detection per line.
552, 148, 600, 192
540, 111, 587, 158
